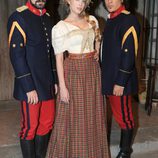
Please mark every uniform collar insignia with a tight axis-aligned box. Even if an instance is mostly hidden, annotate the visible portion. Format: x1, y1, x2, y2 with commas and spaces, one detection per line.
109, 5, 125, 19
26, 1, 46, 16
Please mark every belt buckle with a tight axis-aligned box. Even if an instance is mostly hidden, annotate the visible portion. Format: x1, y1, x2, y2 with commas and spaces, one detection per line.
82, 54, 85, 59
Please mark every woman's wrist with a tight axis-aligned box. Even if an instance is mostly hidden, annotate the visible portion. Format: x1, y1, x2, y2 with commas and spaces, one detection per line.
59, 83, 66, 89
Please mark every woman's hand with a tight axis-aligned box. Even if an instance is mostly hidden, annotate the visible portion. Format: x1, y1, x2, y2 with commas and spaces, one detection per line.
60, 86, 69, 104
94, 50, 99, 61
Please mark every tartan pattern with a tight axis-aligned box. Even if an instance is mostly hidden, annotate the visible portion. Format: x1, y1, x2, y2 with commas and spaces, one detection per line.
47, 57, 109, 158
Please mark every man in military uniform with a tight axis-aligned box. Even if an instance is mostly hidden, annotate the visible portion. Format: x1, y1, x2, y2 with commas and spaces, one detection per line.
101, 0, 140, 158
7, 0, 57, 157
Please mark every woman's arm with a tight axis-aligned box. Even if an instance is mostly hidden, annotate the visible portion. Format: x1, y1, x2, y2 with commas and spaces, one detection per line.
88, 15, 101, 61
94, 28, 101, 61
56, 54, 69, 103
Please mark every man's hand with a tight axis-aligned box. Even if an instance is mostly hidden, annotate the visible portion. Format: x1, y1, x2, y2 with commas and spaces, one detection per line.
113, 85, 124, 96
26, 90, 38, 104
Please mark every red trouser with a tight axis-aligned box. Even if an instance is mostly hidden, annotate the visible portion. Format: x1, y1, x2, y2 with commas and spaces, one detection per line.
108, 95, 134, 129
19, 99, 55, 140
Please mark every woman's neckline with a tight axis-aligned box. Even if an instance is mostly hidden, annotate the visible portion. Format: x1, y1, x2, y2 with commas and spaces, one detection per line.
61, 20, 92, 30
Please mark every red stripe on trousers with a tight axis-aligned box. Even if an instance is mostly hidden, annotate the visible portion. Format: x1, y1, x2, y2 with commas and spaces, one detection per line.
108, 95, 134, 129
19, 99, 55, 140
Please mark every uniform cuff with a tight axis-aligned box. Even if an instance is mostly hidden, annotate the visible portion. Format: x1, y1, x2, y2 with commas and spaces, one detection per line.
115, 70, 132, 87
17, 74, 35, 93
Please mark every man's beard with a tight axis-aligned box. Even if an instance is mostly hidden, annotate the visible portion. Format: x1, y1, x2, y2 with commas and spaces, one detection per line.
30, 0, 46, 9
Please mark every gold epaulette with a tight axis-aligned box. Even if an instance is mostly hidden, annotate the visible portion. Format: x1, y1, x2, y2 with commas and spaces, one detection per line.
16, 5, 28, 12
46, 12, 50, 16
121, 10, 130, 15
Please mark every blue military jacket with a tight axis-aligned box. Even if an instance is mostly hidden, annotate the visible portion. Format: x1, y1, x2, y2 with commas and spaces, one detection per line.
101, 11, 140, 95
7, 5, 57, 101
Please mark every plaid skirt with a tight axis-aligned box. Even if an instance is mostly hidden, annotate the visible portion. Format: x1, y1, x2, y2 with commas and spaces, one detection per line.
47, 57, 109, 158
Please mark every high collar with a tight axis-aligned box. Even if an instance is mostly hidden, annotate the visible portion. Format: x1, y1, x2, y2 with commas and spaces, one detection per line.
26, 1, 46, 16
109, 5, 125, 19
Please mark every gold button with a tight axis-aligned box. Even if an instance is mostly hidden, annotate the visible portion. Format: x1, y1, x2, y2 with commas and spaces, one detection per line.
20, 43, 23, 47
124, 49, 128, 52
12, 44, 16, 48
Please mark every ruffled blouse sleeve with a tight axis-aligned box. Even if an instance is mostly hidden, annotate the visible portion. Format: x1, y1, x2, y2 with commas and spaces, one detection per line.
89, 15, 99, 29
89, 15, 101, 42
51, 21, 67, 55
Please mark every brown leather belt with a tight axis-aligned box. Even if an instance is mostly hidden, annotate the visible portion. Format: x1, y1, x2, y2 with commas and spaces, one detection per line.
68, 52, 95, 59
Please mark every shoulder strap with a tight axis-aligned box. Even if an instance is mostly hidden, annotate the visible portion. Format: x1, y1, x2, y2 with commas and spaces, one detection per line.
16, 5, 28, 12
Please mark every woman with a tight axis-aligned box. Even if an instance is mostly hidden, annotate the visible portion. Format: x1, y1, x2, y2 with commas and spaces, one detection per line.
47, 0, 109, 157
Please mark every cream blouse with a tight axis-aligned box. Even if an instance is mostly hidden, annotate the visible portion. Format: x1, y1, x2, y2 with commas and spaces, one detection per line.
51, 15, 99, 55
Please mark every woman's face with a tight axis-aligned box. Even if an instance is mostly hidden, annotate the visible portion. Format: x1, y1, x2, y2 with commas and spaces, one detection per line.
67, 0, 87, 15
105, 0, 122, 13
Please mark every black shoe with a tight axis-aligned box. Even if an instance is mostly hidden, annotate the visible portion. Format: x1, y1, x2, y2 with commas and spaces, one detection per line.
116, 150, 131, 158
20, 139, 35, 158
116, 129, 133, 158
35, 132, 51, 158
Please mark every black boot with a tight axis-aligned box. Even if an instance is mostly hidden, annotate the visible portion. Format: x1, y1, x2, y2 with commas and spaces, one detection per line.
20, 139, 35, 158
35, 132, 51, 158
116, 129, 133, 158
